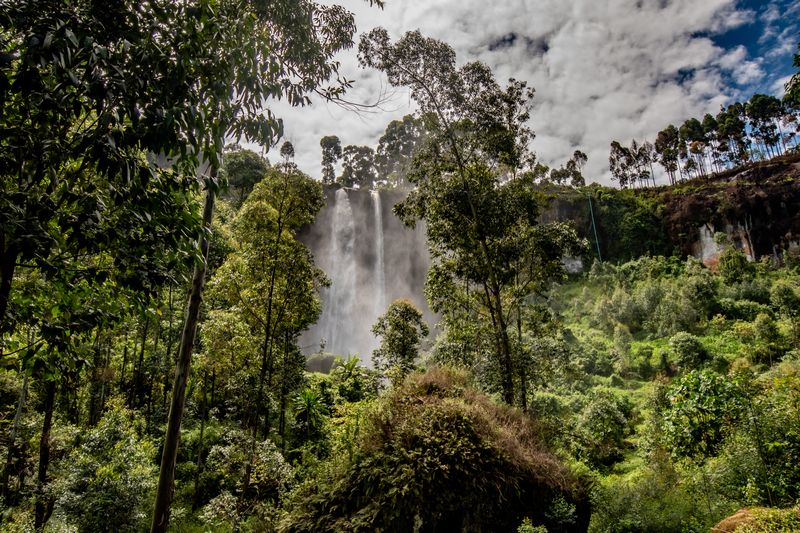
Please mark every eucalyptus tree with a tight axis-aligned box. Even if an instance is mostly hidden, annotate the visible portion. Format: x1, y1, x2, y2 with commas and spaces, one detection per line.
609, 141, 634, 187
359, 29, 581, 405
680, 118, 707, 177
787, 43, 800, 107
375, 114, 425, 188
655, 125, 680, 184
746, 94, 784, 158
338, 144, 377, 188
320, 135, 342, 185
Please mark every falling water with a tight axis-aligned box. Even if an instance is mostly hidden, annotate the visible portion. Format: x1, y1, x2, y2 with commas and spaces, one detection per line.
322, 189, 357, 354
299, 187, 433, 362
372, 191, 386, 317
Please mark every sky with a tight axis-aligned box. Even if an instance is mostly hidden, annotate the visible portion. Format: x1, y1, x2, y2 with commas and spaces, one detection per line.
262, 0, 799, 185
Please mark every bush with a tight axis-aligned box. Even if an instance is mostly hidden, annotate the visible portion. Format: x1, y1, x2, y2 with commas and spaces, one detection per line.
662, 369, 744, 460
717, 298, 771, 321
54, 401, 156, 532
718, 247, 754, 284
574, 388, 634, 469
281, 368, 590, 532
668, 332, 709, 370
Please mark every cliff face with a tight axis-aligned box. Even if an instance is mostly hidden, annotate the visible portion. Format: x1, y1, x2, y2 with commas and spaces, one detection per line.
541, 153, 800, 267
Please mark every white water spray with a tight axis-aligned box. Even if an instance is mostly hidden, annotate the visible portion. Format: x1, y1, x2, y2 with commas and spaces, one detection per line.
372, 191, 386, 318
322, 189, 357, 354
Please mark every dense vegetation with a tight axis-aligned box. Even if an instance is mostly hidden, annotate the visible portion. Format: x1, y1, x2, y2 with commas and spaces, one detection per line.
1, 1, 799, 532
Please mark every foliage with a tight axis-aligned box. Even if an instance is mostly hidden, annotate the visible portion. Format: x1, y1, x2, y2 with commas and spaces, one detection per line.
574, 388, 634, 469
731, 506, 800, 533
669, 332, 709, 370
718, 247, 755, 284
199, 428, 293, 504
222, 147, 270, 207
371, 299, 429, 383
281, 368, 589, 532
662, 369, 744, 460
54, 401, 156, 532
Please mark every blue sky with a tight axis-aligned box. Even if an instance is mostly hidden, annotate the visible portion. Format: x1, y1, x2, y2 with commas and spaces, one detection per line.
269, 0, 800, 184
711, 0, 798, 95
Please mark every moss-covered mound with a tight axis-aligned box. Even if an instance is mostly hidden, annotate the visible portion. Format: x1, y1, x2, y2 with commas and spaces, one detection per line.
281, 367, 589, 532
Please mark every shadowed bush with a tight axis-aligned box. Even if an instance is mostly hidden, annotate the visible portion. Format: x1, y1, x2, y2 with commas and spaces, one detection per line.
281, 367, 590, 532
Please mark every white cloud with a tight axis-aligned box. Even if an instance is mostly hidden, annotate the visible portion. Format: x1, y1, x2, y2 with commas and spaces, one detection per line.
255, 0, 777, 184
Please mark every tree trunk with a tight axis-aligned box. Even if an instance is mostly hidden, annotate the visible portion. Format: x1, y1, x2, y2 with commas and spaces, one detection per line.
279, 331, 289, 448
151, 180, 216, 533
130, 316, 150, 408
163, 285, 175, 413
88, 330, 104, 426
0, 241, 17, 337
192, 371, 208, 511
489, 283, 514, 405
2, 373, 28, 504
34, 380, 56, 530
120, 330, 129, 387
516, 308, 527, 412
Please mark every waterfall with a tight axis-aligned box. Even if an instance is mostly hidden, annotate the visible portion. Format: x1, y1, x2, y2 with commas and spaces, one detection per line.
298, 187, 433, 363
322, 189, 357, 355
372, 191, 386, 318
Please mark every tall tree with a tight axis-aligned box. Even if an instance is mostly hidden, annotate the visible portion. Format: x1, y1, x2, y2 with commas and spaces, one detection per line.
655, 125, 680, 185
786, 43, 800, 107
151, 1, 382, 530
746, 94, 784, 159
360, 29, 581, 405
338, 144, 377, 188
375, 114, 425, 188
609, 141, 633, 187
320, 135, 342, 185
222, 146, 270, 207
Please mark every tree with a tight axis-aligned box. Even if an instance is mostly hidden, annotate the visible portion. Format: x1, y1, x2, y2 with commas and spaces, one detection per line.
786, 43, 800, 108
206, 163, 326, 477
371, 299, 429, 383
375, 114, 424, 188
222, 146, 270, 207
548, 150, 588, 187
359, 29, 582, 404
609, 141, 634, 187
662, 369, 744, 460
0, 0, 217, 342
771, 281, 800, 344
151, 1, 383, 530
680, 118, 707, 177
338, 144, 377, 188
746, 94, 784, 159
655, 125, 680, 184
280, 141, 295, 161
320, 135, 342, 185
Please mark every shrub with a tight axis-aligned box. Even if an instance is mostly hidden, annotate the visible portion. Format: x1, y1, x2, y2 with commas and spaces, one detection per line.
718, 247, 754, 284
668, 332, 709, 369
574, 388, 634, 469
281, 368, 590, 532
662, 369, 744, 460
717, 298, 771, 321
54, 401, 156, 532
